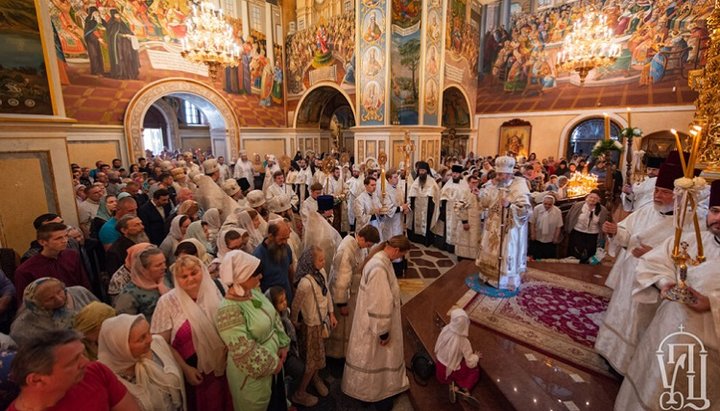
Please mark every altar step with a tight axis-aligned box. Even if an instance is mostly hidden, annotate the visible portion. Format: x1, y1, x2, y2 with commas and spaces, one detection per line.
401, 260, 621, 411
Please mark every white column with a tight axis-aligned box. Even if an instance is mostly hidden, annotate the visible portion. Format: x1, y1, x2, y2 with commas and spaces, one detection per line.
265, 2, 275, 67
240, 0, 250, 40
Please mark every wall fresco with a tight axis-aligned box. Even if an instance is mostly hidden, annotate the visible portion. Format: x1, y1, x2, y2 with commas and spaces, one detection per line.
389, 0, 422, 125
444, 0, 480, 112
422, 0, 443, 125
359, 0, 387, 125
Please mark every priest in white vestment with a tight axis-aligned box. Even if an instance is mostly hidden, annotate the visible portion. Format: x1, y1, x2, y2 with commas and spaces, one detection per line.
614, 180, 720, 409
302, 195, 341, 275
620, 156, 661, 212
436, 165, 469, 252
232, 150, 256, 192
381, 169, 410, 241
289, 158, 313, 211
266, 170, 299, 216
300, 182, 323, 228
454, 174, 482, 260
408, 161, 440, 246
353, 176, 383, 232
262, 155, 280, 193
345, 165, 363, 231
342, 236, 411, 405
327, 225, 381, 358
595, 162, 694, 375
476, 156, 531, 290
192, 173, 239, 224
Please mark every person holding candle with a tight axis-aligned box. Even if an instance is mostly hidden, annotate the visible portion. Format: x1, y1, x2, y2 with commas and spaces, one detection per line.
595, 161, 693, 375
614, 179, 720, 409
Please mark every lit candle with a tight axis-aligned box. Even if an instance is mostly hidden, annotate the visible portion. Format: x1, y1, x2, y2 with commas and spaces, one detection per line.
381, 168, 386, 197
604, 113, 610, 141
626, 108, 632, 130
670, 129, 688, 174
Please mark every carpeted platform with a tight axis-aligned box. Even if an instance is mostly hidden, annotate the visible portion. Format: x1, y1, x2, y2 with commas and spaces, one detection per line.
455, 268, 613, 377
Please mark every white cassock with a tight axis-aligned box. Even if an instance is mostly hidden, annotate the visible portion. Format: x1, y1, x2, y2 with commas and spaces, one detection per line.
193, 174, 239, 223
595, 205, 702, 374
620, 176, 656, 212
342, 251, 409, 402
437, 179, 469, 246
262, 163, 280, 193
265, 183, 299, 212
353, 191, 382, 232
381, 184, 405, 241
614, 231, 720, 410
327, 235, 367, 358
345, 177, 363, 227
233, 159, 255, 189
299, 196, 317, 228
453, 189, 482, 259
217, 164, 231, 183
314, 169, 328, 187
476, 177, 531, 289
303, 211, 341, 275
291, 167, 313, 205
408, 178, 441, 239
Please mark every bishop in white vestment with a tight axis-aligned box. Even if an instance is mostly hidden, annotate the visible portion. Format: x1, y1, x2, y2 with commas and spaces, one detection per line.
476, 156, 531, 290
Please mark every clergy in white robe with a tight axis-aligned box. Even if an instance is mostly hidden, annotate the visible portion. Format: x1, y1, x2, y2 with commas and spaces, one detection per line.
345, 166, 364, 230
381, 170, 410, 241
436, 165, 469, 251
265, 171, 299, 216
454, 175, 482, 260
290, 158, 313, 207
232, 151, 256, 191
192, 173, 239, 224
620, 156, 661, 212
326, 167, 346, 233
300, 182, 323, 228
342, 236, 411, 404
407, 162, 440, 246
476, 156, 531, 290
614, 225, 720, 410
595, 162, 696, 375
302, 195, 341, 276
327, 226, 381, 358
261, 156, 280, 193
353, 177, 383, 232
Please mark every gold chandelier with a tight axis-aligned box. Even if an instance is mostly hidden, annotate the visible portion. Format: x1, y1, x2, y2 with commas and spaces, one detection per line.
181, 1, 239, 81
556, 11, 621, 85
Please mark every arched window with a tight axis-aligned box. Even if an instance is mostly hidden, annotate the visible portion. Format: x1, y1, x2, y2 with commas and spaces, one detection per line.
567, 117, 622, 160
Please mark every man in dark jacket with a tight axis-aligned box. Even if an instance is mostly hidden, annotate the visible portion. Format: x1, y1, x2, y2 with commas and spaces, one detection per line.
137, 188, 171, 246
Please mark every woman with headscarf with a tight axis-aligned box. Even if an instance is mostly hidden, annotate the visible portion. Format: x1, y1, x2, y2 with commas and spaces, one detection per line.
216, 250, 290, 411
161, 215, 191, 264
202, 208, 222, 245
208, 228, 249, 281
234, 209, 264, 253
98, 314, 185, 410
434, 308, 480, 393
90, 194, 117, 239
109, 242, 153, 303
114, 246, 172, 324
74, 301, 116, 360
176, 238, 213, 266
290, 247, 337, 407
9, 277, 97, 346
152, 255, 231, 411
178, 200, 200, 222
185, 221, 214, 256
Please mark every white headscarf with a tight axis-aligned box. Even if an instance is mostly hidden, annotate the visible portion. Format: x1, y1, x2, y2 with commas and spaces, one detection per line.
169, 215, 187, 241
98, 314, 185, 411
202, 208, 222, 231
170, 256, 226, 377
177, 238, 212, 265
235, 210, 264, 251
216, 227, 248, 259
434, 309, 471, 377
219, 250, 260, 296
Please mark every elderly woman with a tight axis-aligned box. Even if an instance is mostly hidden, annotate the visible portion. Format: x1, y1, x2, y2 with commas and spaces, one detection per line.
152, 255, 231, 411
565, 190, 608, 263
161, 215, 191, 264
73, 301, 116, 360
114, 245, 173, 324
216, 250, 290, 411
99, 314, 185, 411
10, 278, 97, 346
109, 242, 153, 303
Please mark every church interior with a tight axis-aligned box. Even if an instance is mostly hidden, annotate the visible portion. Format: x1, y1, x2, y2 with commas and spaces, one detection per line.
0, 0, 718, 409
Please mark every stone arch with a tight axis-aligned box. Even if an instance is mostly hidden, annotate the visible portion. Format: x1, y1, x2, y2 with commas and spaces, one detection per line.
124, 78, 240, 160
293, 82, 356, 129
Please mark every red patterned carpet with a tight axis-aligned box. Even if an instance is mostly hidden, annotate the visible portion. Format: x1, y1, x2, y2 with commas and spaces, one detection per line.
456, 267, 613, 377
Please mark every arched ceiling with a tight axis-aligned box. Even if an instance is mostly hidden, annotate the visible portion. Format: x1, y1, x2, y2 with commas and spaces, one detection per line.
296, 86, 354, 128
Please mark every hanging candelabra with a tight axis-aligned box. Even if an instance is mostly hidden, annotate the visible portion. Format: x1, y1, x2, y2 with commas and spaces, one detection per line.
181, 1, 239, 81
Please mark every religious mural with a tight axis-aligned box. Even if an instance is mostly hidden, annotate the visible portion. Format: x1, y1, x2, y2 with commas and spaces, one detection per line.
444, 0, 480, 112
359, 0, 387, 125
390, 0, 422, 125
477, 0, 713, 113
0, 0, 53, 115
285, 9, 355, 98
47, 0, 285, 126
422, 0, 443, 125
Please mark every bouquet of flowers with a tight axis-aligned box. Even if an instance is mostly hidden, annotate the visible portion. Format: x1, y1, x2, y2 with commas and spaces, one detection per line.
620, 127, 642, 138
591, 139, 624, 158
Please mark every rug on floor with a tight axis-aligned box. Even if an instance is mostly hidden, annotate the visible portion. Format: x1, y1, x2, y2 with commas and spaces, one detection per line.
453, 267, 613, 378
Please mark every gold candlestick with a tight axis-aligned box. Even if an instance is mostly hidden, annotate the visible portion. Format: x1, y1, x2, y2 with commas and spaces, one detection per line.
604, 113, 610, 141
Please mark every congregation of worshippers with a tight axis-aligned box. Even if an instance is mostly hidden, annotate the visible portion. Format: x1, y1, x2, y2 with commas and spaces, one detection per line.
0, 145, 718, 411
